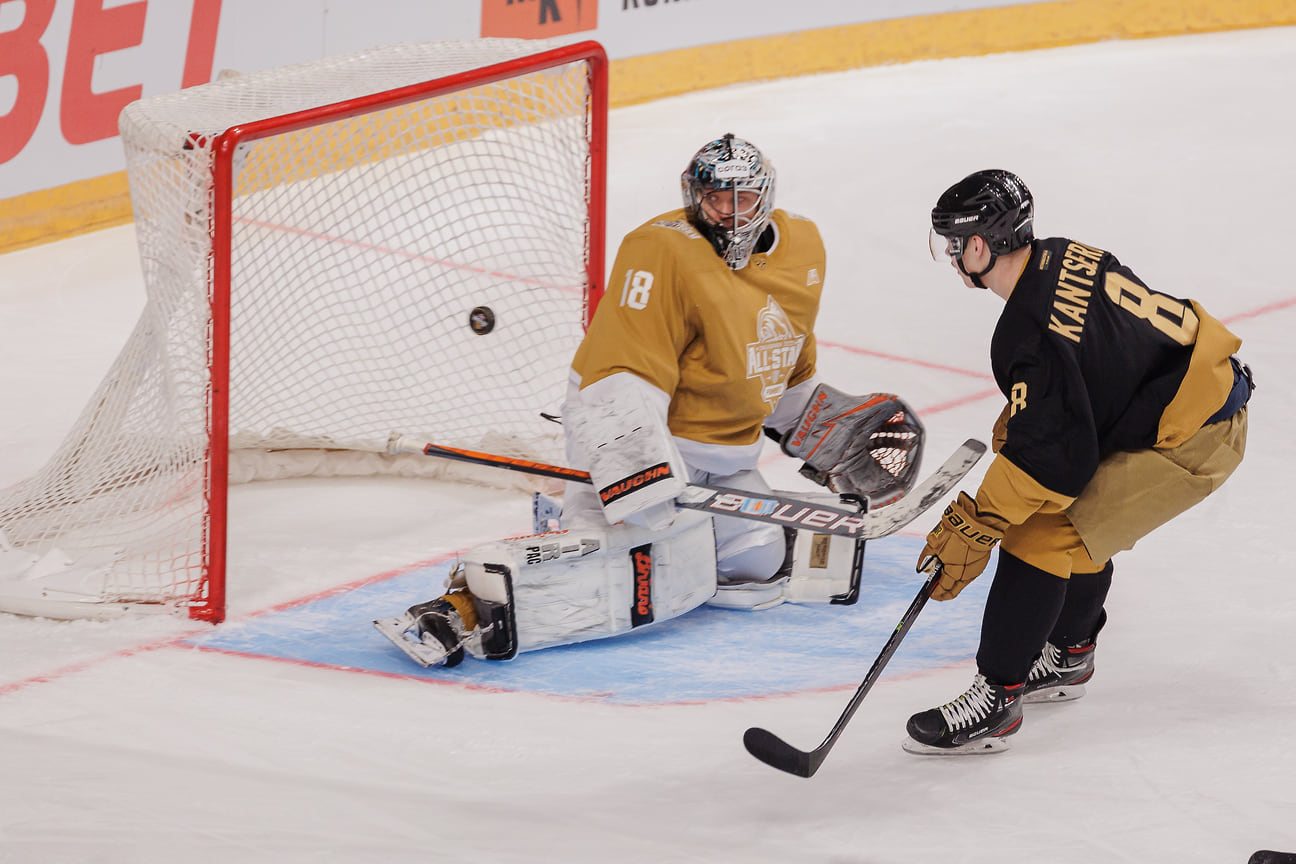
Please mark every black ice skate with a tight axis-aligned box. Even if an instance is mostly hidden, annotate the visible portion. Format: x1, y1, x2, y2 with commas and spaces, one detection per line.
902, 674, 1023, 755
373, 596, 470, 668
1023, 638, 1096, 704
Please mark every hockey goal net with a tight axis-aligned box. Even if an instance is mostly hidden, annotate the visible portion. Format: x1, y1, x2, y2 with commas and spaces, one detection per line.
0, 39, 608, 623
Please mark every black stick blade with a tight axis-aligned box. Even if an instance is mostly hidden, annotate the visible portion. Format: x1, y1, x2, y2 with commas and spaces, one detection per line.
743, 727, 822, 778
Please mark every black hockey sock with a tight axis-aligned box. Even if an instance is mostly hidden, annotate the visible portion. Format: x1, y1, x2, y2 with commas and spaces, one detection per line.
1048, 560, 1113, 646
976, 551, 1068, 685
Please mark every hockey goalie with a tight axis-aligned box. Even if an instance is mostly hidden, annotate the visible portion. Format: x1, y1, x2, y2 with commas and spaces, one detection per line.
375, 133, 924, 668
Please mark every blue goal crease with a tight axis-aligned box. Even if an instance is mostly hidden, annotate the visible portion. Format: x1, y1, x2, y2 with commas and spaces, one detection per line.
186, 536, 990, 705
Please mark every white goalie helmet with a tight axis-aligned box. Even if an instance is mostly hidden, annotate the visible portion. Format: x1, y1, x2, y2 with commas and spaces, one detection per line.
681, 133, 776, 270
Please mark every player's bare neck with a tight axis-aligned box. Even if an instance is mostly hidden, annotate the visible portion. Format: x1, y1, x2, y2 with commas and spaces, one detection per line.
989, 247, 1031, 301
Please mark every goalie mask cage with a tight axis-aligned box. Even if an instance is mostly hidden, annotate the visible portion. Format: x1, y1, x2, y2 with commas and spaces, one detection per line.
0, 39, 608, 624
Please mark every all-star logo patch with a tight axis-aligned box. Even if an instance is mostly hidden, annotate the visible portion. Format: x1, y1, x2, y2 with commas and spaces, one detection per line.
746, 296, 806, 408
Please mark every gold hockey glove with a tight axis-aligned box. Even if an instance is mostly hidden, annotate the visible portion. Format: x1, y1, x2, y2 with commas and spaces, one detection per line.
917, 492, 1005, 601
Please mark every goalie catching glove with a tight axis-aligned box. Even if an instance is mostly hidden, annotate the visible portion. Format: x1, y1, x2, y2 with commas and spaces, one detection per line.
918, 491, 1006, 601
780, 384, 924, 508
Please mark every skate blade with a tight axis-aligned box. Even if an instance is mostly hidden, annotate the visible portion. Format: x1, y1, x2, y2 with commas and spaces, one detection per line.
901, 736, 1012, 756
373, 615, 449, 668
1023, 683, 1086, 704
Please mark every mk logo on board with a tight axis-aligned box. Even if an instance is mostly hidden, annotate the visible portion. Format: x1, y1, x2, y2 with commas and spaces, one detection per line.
481, 0, 597, 38
630, 544, 654, 627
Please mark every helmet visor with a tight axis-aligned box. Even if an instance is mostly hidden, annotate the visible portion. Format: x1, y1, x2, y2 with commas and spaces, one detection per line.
929, 229, 964, 262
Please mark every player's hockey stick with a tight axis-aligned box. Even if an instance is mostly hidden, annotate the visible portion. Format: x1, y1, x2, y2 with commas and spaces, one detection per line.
742, 565, 942, 778
386, 434, 985, 541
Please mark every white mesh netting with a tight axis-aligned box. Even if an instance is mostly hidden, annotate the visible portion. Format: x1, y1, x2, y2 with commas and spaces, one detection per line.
0, 39, 602, 619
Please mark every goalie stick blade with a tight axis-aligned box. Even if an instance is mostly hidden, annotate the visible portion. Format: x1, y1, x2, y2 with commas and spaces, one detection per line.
743, 726, 824, 778
854, 437, 986, 538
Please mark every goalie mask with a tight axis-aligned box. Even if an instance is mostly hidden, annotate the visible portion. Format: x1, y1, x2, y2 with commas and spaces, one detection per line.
681, 133, 776, 270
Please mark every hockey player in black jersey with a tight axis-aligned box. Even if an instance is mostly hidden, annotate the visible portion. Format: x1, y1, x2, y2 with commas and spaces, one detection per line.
904, 169, 1252, 755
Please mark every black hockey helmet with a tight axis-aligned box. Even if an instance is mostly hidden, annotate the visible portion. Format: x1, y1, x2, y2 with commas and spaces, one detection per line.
929, 170, 1033, 288
931, 170, 1034, 254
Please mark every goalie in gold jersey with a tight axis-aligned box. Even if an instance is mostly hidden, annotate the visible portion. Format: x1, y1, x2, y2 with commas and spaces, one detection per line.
903, 170, 1252, 755
377, 135, 924, 669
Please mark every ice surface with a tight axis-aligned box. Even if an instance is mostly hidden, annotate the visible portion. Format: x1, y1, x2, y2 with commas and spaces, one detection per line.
0, 26, 1293, 863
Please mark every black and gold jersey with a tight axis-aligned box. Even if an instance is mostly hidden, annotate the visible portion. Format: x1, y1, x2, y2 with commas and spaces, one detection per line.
991, 236, 1240, 500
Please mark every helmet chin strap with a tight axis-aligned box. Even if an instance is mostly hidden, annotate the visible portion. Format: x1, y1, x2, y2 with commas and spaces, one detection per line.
957, 249, 997, 290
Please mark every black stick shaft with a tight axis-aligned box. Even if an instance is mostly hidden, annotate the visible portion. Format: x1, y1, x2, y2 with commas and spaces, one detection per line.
743, 568, 940, 778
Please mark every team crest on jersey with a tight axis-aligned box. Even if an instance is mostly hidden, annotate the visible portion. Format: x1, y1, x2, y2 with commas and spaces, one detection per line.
746, 296, 806, 407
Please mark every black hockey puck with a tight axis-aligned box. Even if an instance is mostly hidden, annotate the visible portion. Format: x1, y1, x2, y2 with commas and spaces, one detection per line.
468, 305, 496, 335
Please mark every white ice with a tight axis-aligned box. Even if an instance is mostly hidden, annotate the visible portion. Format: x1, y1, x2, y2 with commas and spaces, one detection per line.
1, 25, 1294, 863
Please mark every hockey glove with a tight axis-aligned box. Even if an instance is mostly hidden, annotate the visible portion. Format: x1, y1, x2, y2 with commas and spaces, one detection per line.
917, 492, 1005, 601
781, 384, 924, 506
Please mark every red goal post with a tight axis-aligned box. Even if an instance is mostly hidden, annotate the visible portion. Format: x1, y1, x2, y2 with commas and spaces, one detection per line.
0, 40, 608, 624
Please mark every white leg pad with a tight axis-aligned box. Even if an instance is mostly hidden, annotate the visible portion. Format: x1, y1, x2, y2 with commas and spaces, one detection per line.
707, 577, 789, 611
782, 530, 860, 604
709, 528, 860, 610
459, 510, 717, 658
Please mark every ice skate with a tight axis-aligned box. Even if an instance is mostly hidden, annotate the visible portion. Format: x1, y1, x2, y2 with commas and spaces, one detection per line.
902, 674, 1023, 755
1023, 638, 1096, 704
373, 591, 476, 668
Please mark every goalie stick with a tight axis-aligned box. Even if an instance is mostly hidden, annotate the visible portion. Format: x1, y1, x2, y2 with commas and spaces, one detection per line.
386, 434, 985, 541
742, 565, 942, 778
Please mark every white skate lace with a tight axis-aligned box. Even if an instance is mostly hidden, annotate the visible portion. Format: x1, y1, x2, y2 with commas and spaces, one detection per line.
938, 674, 997, 730
1028, 642, 1064, 682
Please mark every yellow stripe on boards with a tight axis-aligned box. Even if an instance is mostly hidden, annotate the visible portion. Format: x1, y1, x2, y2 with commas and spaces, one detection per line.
1, 172, 132, 254
610, 0, 1296, 106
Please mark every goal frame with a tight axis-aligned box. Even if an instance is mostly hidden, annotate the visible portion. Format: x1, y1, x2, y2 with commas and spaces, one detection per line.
191, 41, 608, 622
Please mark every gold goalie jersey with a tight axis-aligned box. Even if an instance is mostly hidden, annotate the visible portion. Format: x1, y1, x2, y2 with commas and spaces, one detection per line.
572, 208, 826, 447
